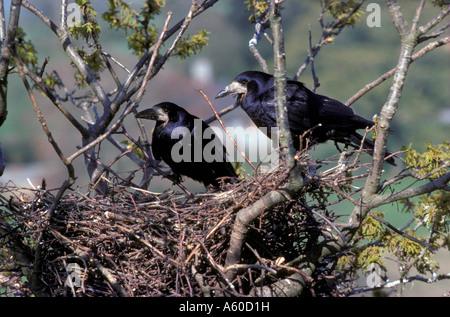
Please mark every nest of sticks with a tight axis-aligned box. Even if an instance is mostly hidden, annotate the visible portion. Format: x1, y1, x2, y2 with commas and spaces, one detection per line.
0, 151, 364, 297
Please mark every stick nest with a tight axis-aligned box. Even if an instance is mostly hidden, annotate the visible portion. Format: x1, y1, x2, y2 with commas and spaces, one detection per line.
1, 156, 353, 297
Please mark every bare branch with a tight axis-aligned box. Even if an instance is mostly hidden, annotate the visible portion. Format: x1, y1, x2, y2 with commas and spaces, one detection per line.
270, 0, 294, 167
204, 102, 240, 124
248, 18, 270, 72
370, 213, 432, 249
411, 0, 426, 34
16, 61, 69, 167
346, 36, 450, 106
295, 0, 365, 80
0, 0, 22, 126
0, 143, 4, 176
22, 0, 111, 111
418, 4, 450, 36
349, 272, 450, 296
0, 1, 6, 42
16, 60, 87, 135
370, 170, 450, 209
386, 0, 408, 36
199, 90, 256, 170
341, 0, 449, 267
224, 188, 293, 281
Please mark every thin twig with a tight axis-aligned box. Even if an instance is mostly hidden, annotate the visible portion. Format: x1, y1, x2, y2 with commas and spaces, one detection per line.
346, 36, 450, 106
199, 90, 256, 171
204, 102, 240, 124
64, 12, 173, 165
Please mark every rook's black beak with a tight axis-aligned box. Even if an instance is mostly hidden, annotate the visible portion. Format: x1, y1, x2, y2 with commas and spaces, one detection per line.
136, 108, 158, 120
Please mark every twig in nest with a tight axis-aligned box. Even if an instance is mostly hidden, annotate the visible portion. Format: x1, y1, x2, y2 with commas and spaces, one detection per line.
193, 232, 238, 294
50, 228, 129, 297
116, 224, 182, 267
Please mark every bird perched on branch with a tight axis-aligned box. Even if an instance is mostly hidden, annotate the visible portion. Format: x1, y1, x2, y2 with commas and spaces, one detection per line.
216, 70, 396, 166
136, 102, 237, 188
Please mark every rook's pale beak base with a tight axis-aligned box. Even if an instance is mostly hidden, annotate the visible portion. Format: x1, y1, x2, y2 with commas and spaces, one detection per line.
215, 81, 247, 99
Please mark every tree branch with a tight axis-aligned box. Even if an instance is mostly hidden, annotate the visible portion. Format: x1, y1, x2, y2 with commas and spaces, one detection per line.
349, 272, 450, 296
385, 0, 408, 36
0, 0, 22, 126
418, 4, 450, 36
344, 0, 446, 241
224, 188, 293, 281
248, 10, 270, 73
370, 170, 450, 209
270, 0, 295, 168
16, 60, 88, 136
66, 9, 173, 166
295, 0, 365, 80
370, 213, 432, 248
112, 0, 220, 110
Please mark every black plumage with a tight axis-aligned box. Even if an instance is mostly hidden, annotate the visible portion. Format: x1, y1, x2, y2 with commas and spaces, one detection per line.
136, 102, 237, 187
216, 70, 396, 165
